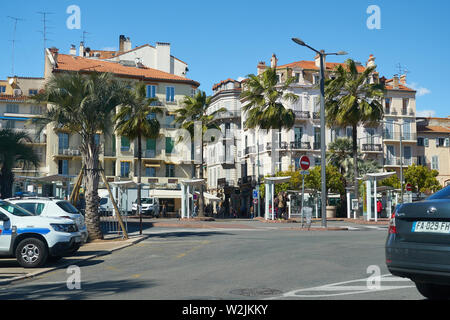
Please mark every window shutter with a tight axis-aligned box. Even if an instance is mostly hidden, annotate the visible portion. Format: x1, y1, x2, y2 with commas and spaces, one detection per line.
424, 138, 429, 147
445, 138, 450, 147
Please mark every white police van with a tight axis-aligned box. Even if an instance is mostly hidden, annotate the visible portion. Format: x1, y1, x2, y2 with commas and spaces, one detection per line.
0, 199, 82, 268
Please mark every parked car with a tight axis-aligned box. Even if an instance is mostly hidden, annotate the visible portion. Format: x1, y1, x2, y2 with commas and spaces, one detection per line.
386, 185, 450, 299
0, 199, 82, 268
132, 197, 160, 217
7, 197, 88, 245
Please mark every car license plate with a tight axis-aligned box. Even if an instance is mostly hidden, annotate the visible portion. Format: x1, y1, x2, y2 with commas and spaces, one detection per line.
412, 221, 450, 234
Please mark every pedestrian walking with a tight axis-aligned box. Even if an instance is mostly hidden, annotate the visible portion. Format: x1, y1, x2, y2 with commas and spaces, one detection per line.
249, 204, 254, 219
162, 202, 167, 218
377, 200, 382, 218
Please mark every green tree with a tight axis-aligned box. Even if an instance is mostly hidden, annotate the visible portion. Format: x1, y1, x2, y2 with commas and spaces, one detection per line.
304, 165, 345, 195
259, 167, 302, 199
325, 59, 384, 215
404, 164, 442, 194
33, 72, 127, 240
114, 82, 163, 232
241, 67, 298, 173
379, 172, 401, 189
0, 129, 40, 198
175, 91, 226, 217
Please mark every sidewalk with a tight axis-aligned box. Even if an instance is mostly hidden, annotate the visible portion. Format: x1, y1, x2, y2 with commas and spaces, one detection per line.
0, 235, 147, 285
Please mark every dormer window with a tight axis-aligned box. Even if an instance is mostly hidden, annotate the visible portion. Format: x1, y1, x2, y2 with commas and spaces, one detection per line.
29, 89, 38, 96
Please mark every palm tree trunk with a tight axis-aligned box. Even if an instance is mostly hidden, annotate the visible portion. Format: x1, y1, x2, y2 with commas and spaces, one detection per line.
352, 125, 360, 217
83, 141, 103, 241
137, 134, 142, 234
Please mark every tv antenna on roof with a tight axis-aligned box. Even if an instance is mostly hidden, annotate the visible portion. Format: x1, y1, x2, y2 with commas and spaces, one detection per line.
396, 63, 410, 76
81, 31, 91, 45
37, 11, 54, 51
7, 16, 25, 76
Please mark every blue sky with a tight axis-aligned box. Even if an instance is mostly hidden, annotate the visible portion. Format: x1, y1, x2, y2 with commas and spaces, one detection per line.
1, 0, 449, 117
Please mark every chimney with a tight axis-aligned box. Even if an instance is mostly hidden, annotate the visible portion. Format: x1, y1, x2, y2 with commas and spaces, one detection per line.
119, 35, 132, 53
79, 42, 85, 57
270, 54, 278, 69
257, 61, 266, 75
69, 44, 77, 56
156, 42, 171, 73
393, 74, 399, 89
49, 47, 59, 62
315, 50, 325, 68
367, 54, 376, 68
400, 74, 407, 85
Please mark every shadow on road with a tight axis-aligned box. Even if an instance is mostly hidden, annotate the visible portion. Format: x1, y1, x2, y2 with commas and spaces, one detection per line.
0, 278, 155, 300
147, 231, 234, 239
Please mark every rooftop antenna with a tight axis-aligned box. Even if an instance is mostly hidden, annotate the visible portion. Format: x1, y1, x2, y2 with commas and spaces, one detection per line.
37, 11, 54, 51
7, 16, 25, 76
81, 31, 91, 45
396, 63, 410, 76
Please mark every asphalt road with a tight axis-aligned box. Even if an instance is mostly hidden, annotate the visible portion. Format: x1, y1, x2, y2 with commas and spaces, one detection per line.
0, 224, 423, 300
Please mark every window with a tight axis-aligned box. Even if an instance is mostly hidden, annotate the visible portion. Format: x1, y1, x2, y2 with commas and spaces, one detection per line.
166, 86, 175, 102
31, 105, 43, 114
6, 104, 19, 113
145, 167, 156, 177
165, 164, 175, 177
417, 137, 424, 146
432, 156, 439, 170
385, 98, 391, 114
120, 162, 130, 177
165, 137, 174, 154
166, 114, 175, 128
294, 73, 301, 83
5, 120, 15, 129
190, 88, 197, 97
58, 133, 69, 150
0, 86, 6, 93
121, 136, 130, 151
29, 89, 38, 96
58, 159, 69, 175
402, 98, 409, 114
424, 138, 429, 147
0, 200, 33, 217
314, 157, 321, 167
313, 74, 320, 84
436, 138, 449, 147
146, 85, 156, 98
417, 156, 426, 166
56, 201, 79, 214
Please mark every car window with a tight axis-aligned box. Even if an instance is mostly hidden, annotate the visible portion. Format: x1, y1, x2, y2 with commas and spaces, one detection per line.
17, 203, 37, 215
99, 198, 108, 205
36, 203, 45, 215
0, 200, 34, 217
427, 185, 450, 200
142, 198, 153, 204
56, 201, 80, 214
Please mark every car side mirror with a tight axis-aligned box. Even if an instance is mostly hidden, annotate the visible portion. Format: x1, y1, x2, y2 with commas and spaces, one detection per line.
0, 213, 10, 222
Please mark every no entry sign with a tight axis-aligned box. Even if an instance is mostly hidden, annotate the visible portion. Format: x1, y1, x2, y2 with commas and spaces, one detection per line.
300, 156, 310, 171
406, 183, 412, 192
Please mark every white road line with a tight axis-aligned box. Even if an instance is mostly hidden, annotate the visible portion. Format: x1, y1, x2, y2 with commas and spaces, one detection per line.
267, 274, 415, 299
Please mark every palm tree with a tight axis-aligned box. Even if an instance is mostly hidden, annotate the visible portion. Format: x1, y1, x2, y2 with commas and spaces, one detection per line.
114, 82, 163, 233
240, 67, 298, 173
174, 91, 226, 217
33, 72, 127, 240
327, 137, 354, 176
0, 129, 40, 198
325, 59, 384, 216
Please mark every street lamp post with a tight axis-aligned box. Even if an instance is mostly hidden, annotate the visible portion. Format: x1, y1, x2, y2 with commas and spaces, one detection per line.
292, 38, 347, 227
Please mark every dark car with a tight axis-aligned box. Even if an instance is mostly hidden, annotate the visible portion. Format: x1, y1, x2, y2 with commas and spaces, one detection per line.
386, 185, 450, 299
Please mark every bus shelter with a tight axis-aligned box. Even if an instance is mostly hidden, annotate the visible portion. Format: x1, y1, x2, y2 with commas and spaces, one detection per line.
361, 172, 396, 222
181, 179, 205, 219
264, 176, 291, 220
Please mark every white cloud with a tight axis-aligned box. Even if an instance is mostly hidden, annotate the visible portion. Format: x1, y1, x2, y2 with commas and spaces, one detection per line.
416, 109, 436, 117
406, 82, 431, 97
237, 76, 246, 82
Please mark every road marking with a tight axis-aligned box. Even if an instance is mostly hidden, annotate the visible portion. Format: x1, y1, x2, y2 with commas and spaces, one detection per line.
174, 240, 210, 260
266, 274, 415, 299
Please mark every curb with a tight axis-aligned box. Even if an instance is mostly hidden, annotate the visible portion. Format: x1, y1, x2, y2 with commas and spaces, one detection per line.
0, 235, 148, 286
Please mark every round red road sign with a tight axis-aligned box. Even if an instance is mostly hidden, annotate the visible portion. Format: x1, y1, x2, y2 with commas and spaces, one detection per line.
300, 156, 310, 171
406, 183, 412, 192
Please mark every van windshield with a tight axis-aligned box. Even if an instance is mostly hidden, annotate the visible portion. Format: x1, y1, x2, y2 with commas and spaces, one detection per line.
0, 200, 34, 217
141, 198, 154, 204
56, 201, 80, 214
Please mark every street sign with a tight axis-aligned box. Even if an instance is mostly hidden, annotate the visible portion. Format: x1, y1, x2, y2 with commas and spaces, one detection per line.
406, 183, 412, 192
253, 190, 259, 199
300, 170, 310, 175
300, 156, 310, 171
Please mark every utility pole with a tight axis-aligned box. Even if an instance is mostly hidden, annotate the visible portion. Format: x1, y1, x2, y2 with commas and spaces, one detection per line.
7, 16, 24, 76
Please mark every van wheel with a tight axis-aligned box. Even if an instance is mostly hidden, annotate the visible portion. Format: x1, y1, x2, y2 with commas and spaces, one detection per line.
415, 282, 450, 300
15, 238, 48, 268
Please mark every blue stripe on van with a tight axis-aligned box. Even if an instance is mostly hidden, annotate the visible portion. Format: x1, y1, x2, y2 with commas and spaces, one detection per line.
1, 228, 50, 235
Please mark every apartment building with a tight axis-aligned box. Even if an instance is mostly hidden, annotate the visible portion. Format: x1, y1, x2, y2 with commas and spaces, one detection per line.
205, 79, 242, 213
416, 117, 450, 186
0, 77, 48, 194
235, 53, 417, 212
41, 38, 200, 203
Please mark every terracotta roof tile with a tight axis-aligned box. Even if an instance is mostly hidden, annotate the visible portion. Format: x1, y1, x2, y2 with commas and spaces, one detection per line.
54, 54, 199, 87
417, 125, 450, 133
277, 60, 366, 73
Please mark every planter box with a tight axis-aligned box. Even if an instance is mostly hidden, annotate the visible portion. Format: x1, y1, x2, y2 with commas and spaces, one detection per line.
326, 206, 337, 218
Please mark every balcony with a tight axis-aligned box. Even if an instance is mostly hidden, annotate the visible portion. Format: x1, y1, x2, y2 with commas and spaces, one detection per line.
294, 111, 310, 120
245, 146, 256, 155
313, 112, 320, 120
290, 141, 311, 150
362, 144, 382, 152
384, 157, 417, 167
238, 176, 253, 185
383, 131, 417, 142
54, 146, 81, 157
134, 149, 158, 159
214, 110, 240, 119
